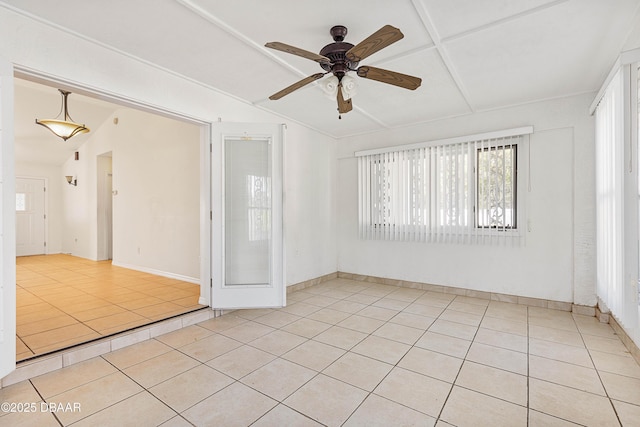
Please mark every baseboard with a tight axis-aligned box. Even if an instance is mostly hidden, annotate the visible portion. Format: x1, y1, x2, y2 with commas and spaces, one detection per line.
286, 272, 339, 293
111, 261, 199, 284
608, 315, 640, 367
336, 271, 577, 311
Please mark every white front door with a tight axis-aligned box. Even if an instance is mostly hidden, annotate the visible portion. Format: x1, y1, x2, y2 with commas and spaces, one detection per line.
211, 123, 285, 309
15, 177, 46, 256
0, 56, 16, 379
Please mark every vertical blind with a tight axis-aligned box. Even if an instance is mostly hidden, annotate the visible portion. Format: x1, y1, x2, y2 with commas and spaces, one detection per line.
595, 67, 638, 329
357, 130, 527, 245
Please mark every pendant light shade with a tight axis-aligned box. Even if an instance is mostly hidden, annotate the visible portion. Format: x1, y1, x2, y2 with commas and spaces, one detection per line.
36, 89, 90, 141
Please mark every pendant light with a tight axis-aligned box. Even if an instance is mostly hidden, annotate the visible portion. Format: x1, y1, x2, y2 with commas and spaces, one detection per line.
35, 89, 90, 141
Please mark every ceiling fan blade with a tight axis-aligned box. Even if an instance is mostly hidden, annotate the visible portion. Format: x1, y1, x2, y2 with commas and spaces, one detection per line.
337, 84, 353, 114
356, 66, 422, 90
265, 42, 330, 64
269, 73, 325, 100
346, 25, 404, 63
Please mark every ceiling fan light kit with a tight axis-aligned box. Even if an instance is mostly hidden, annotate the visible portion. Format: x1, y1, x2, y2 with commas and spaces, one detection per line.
265, 24, 422, 118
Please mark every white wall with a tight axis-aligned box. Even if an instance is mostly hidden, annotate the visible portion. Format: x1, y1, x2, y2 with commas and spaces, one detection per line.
0, 7, 338, 287
337, 93, 595, 305
61, 108, 201, 280
14, 161, 63, 254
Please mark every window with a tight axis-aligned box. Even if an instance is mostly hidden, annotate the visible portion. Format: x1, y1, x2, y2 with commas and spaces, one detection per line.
357, 127, 530, 243
15, 193, 26, 212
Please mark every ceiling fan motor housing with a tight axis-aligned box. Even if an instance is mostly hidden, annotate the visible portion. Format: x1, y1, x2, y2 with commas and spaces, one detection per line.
320, 26, 359, 79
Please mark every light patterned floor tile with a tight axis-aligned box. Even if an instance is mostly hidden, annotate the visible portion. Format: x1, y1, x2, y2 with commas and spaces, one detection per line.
284, 374, 368, 427
440, 386, 527, 427
344, 393, 436, 427
374, 367, 451, 417
241, 358, 316, 401
253, 404, 323, 426
206, 344, 276, 379
282, 340, 346, 371
455, 361, 527, 405
323, 352, 393, 391
182, 382, 277, 426
72, 391, 176, 427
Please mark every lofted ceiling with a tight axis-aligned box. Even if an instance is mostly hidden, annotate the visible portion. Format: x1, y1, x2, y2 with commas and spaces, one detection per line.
5, 0, 640, 159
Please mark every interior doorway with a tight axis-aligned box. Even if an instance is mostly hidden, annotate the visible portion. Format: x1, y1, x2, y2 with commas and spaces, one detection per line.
97, 153, 113, 261
13, 77, 209, 362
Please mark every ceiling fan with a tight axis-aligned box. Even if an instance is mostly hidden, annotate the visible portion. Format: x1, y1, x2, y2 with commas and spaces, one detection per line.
265, 25, 422, 117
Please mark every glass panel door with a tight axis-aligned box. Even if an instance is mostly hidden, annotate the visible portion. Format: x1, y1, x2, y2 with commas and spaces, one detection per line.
225, 137, 271, 286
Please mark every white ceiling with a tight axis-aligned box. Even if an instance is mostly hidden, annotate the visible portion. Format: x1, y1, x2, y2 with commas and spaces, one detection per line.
6, 0, 640, 162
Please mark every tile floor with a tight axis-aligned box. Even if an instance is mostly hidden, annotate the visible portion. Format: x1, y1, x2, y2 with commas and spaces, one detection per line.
16, 255, 203, 360
2, 278, 640, 426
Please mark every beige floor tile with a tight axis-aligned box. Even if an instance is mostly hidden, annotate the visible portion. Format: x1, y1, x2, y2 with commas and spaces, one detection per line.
590, 349, 640, 379
337, 315, 385, 334
0, 408, 60, 426
206, 345, 276, 379
414, 331, 472, 358
282, 340, 345, 371
249, 330, 308, 356
307, 308, 352, 324
439, 309, 483, 327
327, 299, 368, 314
47, 372, 144, 425
373, 297, 411, 311
313, 326, 368, 350
480, 315, 528, 336
403, 302, 445, 318
529, 378, 619, 426
179, 333, 242, 362
344, 393, 436, 427
344, 292, 381, 305
574, 317, 617, 338
599, 371, 640, 405
398, 347, 463, 383
440, 386, 527, 427
351, 335, 411, 365
582, 333, 631, 356
429, 318, 478, 340
122, 350, 200, 388
0, 380, 43, 411
284, 374, 368, 427
241, 358, 316, 401
182, 382, 277, 426
253, 310, 302, 328
197, 314, 248, 332
323, 352, 393, 391
448, 300, 488, 315
389, 312, 435, 330
278, 302, 322, 317
155, 325, 214, 348
253, 404, 323, 427
528, 410, 582, 426
356, 305, 398, 321
218, 321, 276, 343
387, 288, 425, 302
474, 327, 528, 353
31, 357, 117, 399
466, 342, 527, 375
102, 339, 173, 370
456, 361, 527, 405
280, 317, 332, 338
304, 295, 341, 308
414, 293, 454, 308
72, 391, 176, 427
529, 324, 584, 348
374, 367, 450, 417
149, 364, 234, 412
373, 322, 424, 345
612, 399, 640, 427
133, 301, 185, 319
484, 301, 528, 323
529, 338, 593, 368
160, 415, 198, 427
529, 355, 605, 395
